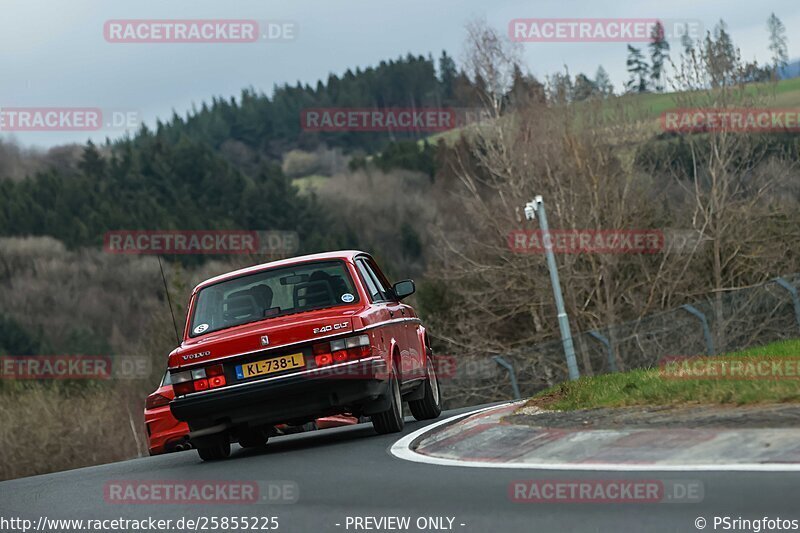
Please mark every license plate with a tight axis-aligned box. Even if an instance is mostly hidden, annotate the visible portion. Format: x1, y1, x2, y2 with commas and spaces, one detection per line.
236, 353, 305, 379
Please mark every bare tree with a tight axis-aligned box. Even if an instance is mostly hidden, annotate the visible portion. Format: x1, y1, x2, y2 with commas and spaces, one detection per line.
462, 18, 522, 118
666, 29, 797, 351
767, 13, 789, 77
425, 21, 800, 402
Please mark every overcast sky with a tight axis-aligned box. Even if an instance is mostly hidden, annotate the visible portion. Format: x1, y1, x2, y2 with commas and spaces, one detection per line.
1, 0, 797, 148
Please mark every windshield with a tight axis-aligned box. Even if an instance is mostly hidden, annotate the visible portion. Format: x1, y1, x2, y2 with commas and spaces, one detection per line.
189, 260, 359, 337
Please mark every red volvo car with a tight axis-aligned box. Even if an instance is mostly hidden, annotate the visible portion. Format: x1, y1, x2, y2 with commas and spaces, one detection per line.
168, 250, 441, 461
144, 372, 191, 455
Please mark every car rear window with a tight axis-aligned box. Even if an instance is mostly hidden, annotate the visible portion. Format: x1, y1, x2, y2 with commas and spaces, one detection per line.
189, 260, 359, 337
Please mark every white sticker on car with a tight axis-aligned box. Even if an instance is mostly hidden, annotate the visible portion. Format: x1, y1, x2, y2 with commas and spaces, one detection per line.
193, 323, 209, 334
341, 293, 355, 303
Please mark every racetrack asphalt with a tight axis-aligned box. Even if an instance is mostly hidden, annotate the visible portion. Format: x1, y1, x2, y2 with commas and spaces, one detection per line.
1, 404, 798, 533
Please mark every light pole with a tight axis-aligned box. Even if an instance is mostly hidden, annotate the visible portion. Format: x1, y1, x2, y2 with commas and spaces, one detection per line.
524, 195, 580, 381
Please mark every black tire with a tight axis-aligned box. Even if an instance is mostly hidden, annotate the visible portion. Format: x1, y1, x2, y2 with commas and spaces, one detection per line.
408, 354, 442, 421
372, 360, 404, 434
197, 440, 231, 461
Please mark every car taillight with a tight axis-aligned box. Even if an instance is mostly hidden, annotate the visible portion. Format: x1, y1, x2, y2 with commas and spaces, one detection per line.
172, 369, 193, 384
174, 381, 194, 396
331, 339, 346, 351
208, 375, 226, 388
330, 339, 347, 362
206, 364, 224, 377
171, 363, 227, 396
313, 335, 371, 367
346, 335, 371, 358
145, 393, 171, 409
315, 353, 333, 366
312, 343, 329, 355
348, 344, 371, 358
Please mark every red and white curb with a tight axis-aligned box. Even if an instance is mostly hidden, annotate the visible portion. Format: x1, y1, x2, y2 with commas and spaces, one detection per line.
390, 402, 800, 472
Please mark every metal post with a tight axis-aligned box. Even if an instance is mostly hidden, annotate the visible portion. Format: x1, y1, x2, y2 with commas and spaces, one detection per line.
773, 277, 800, 333
527, 196, 580, 381
681, 304, 715, 356
493, 356, 521, 400
588, 330, 617, 373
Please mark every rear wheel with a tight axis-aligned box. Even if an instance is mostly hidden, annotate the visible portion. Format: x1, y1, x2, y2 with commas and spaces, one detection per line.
197, 440, 231, 461
372, 360, 404, 434
408, 355, 442, 421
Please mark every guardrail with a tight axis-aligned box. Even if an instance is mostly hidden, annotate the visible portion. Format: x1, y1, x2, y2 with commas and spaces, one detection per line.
442, 274, 800, 404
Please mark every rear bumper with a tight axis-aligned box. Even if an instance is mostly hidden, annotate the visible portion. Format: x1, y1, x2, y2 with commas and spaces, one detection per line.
148, 434, 191, 456
170, 357, 388, 435
145, 408, 190, 455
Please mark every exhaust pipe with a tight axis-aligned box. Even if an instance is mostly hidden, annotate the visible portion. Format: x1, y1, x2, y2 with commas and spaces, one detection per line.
173, 441, 193, 452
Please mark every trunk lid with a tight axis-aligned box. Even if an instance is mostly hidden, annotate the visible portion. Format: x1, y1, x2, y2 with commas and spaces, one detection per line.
169, 307, 357, 369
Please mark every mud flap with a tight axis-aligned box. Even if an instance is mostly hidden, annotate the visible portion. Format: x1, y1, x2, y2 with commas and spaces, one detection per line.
360, 380, 393, 415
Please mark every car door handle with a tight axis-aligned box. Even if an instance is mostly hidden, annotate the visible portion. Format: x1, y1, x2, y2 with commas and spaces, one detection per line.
389, 310, 394, 318
400, 308, 406, 315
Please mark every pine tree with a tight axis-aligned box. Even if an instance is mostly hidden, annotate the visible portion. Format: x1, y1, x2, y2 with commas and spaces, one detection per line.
546, 67, 573, 103
572, 73, 598, 101
625, 45, 650, 93
681, 26, 694, 56
508, 64, 546, 107
438, 50, 458, 103
767, 13, 789, 77
649, 22, 670, 92
594, 66, 614, 97
711, 20, 737, 86
78, 141, 106, 178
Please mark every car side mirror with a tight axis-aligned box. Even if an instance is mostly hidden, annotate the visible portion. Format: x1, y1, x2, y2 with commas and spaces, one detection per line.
393, 279, 415, 300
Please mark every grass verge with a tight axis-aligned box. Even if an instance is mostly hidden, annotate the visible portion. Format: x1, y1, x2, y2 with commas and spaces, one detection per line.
525, 339, 800, 411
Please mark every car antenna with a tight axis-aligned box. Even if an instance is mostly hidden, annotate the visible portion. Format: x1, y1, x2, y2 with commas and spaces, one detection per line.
158, 256, 181, 345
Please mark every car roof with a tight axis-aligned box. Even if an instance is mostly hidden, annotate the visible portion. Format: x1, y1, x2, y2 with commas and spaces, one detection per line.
192, 250, 371, 294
